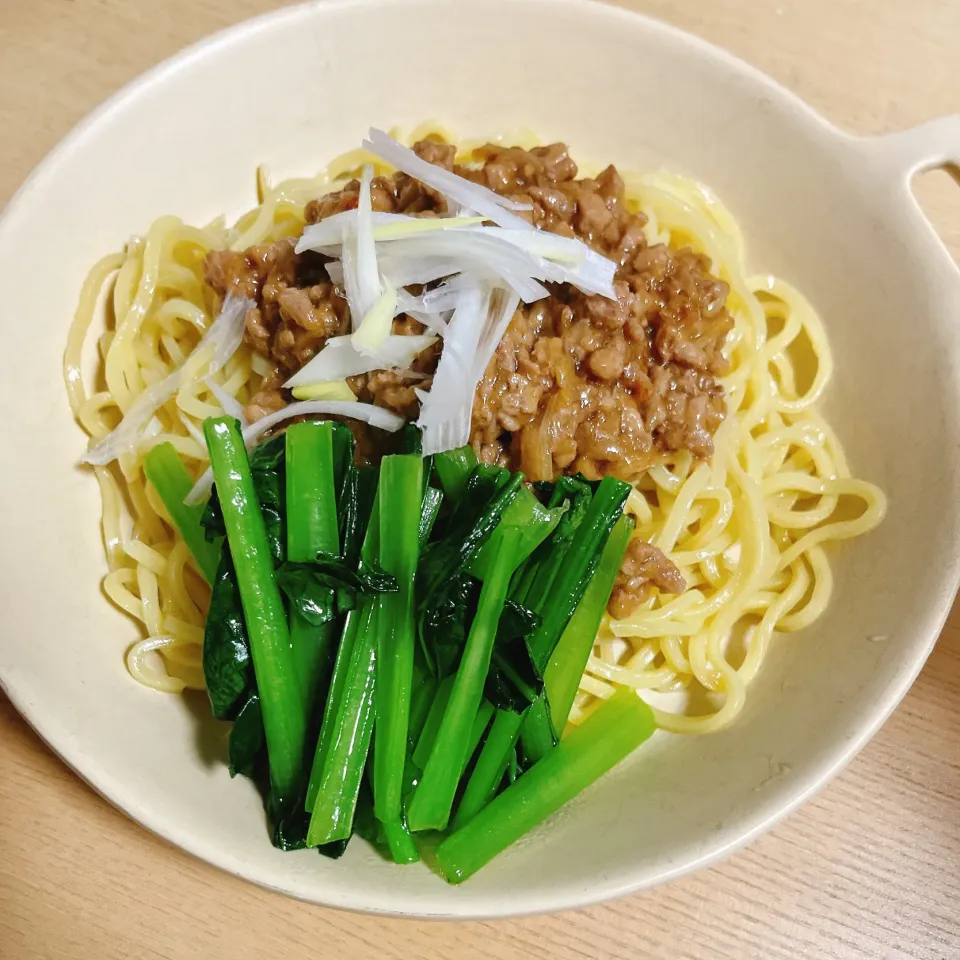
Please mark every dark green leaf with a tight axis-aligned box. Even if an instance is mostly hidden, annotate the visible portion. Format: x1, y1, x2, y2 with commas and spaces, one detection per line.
526, 476, 631, 674
276, 563, 355, 626
330, 421, 355, 497
249, 432, 286, 473
497, 599, 541, 639
483, 602, 544, 712
416, 468, 522, 622
470, 487, 566, 581
200, 492, 224, 542
242, 761, 350, 857
340, 466, 379, 568
201, 433, 287, 564
416, 467, 522, 679
545, 474, 596, 546
418, 486, 443, 548
269, 796, 349, 858
276, 556, 398, 627
311, 553, 398, 595
420, 573, 481, 677
396, 423, 423, 456
433, 445, 478, 502
353, 780, 390, 857
250, 435, 287, 565
202, 548, 252, 720
228, 691, 264, 778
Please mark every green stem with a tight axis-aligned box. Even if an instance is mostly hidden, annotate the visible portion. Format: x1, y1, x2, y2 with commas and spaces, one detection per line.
525, 476, 630, 674
373, 455, 423, 825
417, 471, 522, 606
464, 700, 494, 769
381, 817, 420, 865
304, 495, 381, 812
285, 422, 341, 713
407, 527, 521, 832
203, 417, 305, 809
436, 689, 656, 883
451, 708, 526, 832
285, 421, 339, 562
419, 485, 443, 546
304, 610, 360, 812
513, 477, 593, 611
408, 673, 438, 748
433, 445, 477, 501
469, 485, 565, 581
412, 675, 455, 769
143, 442, 220, 582
306, 603, 378, 845
290, 616, 337, 724
545, 514, 634, 729
518, 698, 555, 768
522, 514, 635, 765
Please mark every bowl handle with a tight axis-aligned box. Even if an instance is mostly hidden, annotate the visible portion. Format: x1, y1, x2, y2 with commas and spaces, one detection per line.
864, 115, 960, 179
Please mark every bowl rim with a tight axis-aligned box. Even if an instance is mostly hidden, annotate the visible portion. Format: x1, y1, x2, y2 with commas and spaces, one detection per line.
1, 0, 958, 919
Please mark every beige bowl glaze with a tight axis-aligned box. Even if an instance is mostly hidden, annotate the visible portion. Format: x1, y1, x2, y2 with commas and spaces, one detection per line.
1, 0, 959, 919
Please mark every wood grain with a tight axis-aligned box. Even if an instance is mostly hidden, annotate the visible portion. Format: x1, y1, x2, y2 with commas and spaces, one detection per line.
1, 2, 958, 958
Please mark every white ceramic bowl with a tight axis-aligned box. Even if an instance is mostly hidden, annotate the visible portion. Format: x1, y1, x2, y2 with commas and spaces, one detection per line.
1, 0, 959, 919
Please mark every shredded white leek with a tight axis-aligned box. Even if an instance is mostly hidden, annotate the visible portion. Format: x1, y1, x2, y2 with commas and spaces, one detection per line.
284, 333, 436, 387
203, 376, 247, 425
355, 165, 382, 321
363, 128, 534, 230
417, 278, 492, 455
83, 296, 252, 466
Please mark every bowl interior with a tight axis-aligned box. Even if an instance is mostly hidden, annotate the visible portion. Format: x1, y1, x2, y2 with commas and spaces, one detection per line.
1, 0, 958, 917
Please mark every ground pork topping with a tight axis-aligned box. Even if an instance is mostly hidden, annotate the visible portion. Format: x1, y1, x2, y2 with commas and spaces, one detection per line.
203, 138, 732, 617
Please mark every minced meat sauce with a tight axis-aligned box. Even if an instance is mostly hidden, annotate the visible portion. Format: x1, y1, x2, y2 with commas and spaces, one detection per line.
202, 139, 733, 614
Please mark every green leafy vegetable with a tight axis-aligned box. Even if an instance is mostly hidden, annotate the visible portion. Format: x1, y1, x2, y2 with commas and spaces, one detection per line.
227, 690, 264, 780
433, 445, 477, 501
417, 468, 523, 677
202, 433, 287, 564
436, 689, 656, 883
469, 485, 566, 581
143, 442, 220, 583
304, 490, 382, 814
203, 417, 305, 813
418, 485, 443, 546
407, 526, 523, 832
285, 421, 341, 722
306, 602, 378, 845
412, 674, 454, 770
484, 642, 542, 713
373, 455, 424, 847
339, 465, 378, 568
202, 549, 252, 720
451, 707, 526, 831
417, 467, 521, 610
511, 474, 594, 617
545, 514, 635, 730
286, 421, 339, 564
420, 574, 480, 679
200, 420, 648, 881
305, 481, 389, 845
276, 557, 397, 627
524, 476, 631, 675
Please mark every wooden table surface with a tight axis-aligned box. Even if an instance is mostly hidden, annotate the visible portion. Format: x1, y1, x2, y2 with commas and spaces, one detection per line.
2, 1, 959, 957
